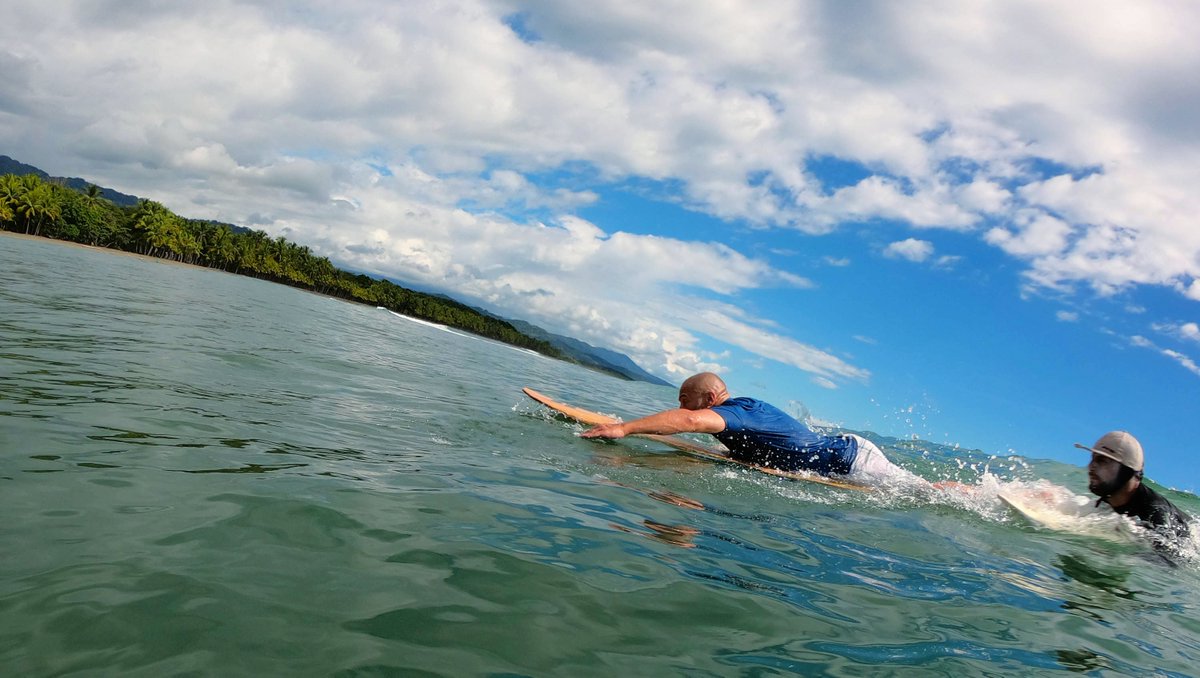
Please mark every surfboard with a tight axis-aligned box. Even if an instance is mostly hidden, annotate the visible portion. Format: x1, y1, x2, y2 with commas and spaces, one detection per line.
522, 387, 870, 492
998, 491, 1077, 532
997, 486, 1128, 541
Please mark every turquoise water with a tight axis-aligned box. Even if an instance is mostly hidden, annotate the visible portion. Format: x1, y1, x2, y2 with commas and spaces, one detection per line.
3, 234, 1199, 677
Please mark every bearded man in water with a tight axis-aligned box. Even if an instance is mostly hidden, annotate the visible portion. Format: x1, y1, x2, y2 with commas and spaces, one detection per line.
1077, 430, 1191, 551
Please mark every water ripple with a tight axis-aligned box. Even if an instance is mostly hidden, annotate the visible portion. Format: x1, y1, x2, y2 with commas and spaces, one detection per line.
4, 235, 1199, 676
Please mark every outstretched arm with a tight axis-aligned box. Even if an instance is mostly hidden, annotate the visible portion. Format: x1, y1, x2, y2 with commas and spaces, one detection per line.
580, 408, 726, 439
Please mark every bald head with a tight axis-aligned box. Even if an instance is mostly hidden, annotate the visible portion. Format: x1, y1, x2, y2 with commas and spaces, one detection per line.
678, 372, 730, 410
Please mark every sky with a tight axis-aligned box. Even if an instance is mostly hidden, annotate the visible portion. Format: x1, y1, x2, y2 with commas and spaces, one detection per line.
2, 1, 1199, 490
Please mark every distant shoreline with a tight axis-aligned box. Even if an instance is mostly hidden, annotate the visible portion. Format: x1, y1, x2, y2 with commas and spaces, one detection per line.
1, 168, 640, 376
0, 231, 385, 310
1, 230, 210, 272
3, 230, 659, 386
3, 227, 575, 354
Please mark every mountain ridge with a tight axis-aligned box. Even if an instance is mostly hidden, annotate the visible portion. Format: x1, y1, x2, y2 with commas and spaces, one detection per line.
503, 318, 674, 387
0, 155, 140, 207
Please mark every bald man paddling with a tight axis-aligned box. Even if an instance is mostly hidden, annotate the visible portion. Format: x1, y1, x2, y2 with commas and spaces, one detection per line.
581, 372, 921, 484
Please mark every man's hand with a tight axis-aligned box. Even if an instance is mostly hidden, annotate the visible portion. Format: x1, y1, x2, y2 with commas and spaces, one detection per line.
581, 423, 627, 439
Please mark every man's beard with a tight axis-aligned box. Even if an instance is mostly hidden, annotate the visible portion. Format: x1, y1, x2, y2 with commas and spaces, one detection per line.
1090, 465, 1135, 498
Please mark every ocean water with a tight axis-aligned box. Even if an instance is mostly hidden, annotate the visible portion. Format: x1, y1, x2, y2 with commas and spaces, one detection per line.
2, 233, 1199, 677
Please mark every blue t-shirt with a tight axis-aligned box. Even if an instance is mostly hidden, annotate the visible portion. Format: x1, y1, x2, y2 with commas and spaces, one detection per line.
710, 397, 857, 475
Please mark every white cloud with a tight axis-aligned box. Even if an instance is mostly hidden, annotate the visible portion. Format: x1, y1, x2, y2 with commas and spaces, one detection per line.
4, 0, 1200, 377
883, 238, 935, 263
1163, 349, 1200, 377
1152, 321, 1200, 343
955, 179, 1011, 214
302, 177, 853, 381
1056, 311, 1079, 322
1015, 172, 1200, 297
811, 376, 839, 390
1129, 334, 1200, 378
984, 209, 1072, 257
818, 177, 978, 231
685, 307, 869, 382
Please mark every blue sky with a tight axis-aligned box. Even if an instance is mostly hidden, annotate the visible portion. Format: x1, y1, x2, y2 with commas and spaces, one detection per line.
2, 1, 1199, 489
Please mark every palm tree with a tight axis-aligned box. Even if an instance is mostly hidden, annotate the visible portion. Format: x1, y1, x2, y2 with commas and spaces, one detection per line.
0, 174, 19, 228
1, 174, 31, 232
175, 225, 201, 264
207, 225, 237, 270
15, 181, 61, 236
130, 200, 179, 257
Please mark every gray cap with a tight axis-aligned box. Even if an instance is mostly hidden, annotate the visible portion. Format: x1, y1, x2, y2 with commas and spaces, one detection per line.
1075, 430, 1144, 472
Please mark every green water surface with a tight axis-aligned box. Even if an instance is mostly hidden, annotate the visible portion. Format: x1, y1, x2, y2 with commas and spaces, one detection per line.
2, 234, 1199, 677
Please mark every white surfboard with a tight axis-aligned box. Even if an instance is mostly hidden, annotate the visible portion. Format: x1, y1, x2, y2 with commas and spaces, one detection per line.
997, 485, 1128, 541
998, 490, 1078, 531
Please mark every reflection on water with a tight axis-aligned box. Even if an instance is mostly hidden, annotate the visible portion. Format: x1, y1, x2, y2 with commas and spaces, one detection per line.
1058, 553, 1135, 598
178, 463, 308, 474
1056, 648, 1112, 673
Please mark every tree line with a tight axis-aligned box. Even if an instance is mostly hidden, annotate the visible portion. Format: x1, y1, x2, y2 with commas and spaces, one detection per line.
0, 172, 564, 357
